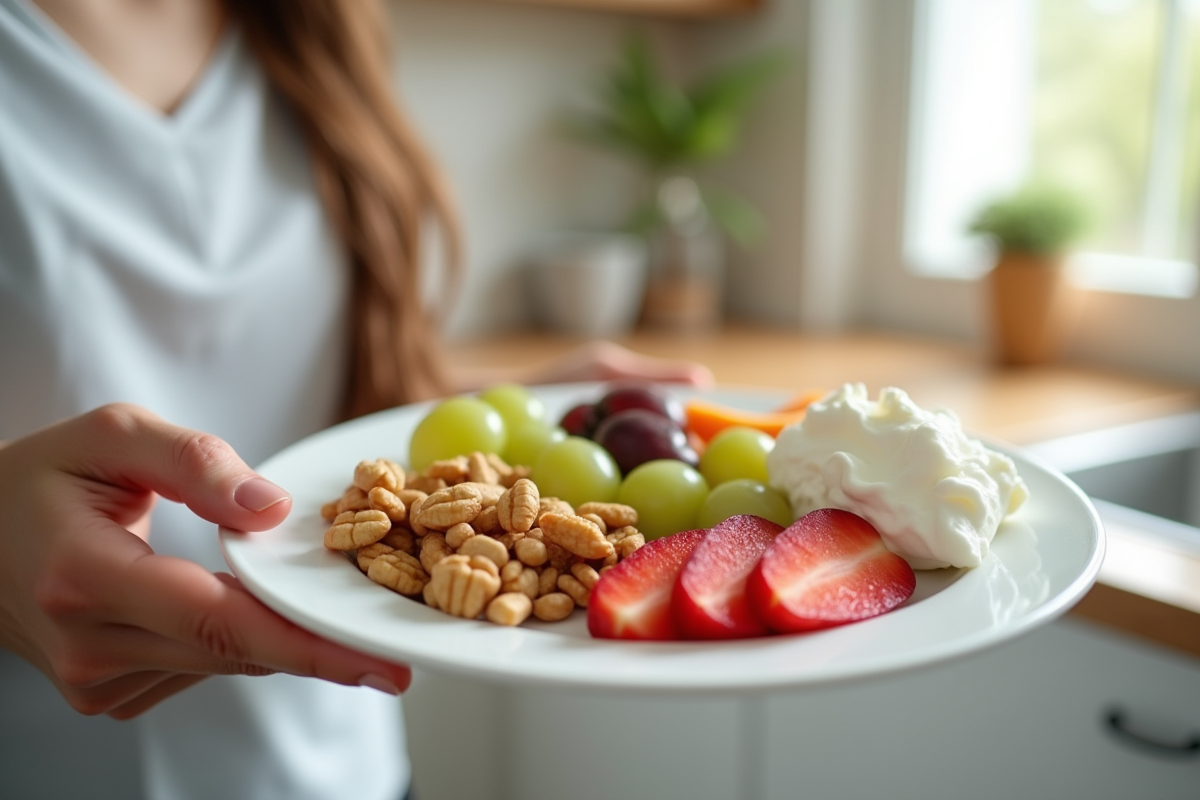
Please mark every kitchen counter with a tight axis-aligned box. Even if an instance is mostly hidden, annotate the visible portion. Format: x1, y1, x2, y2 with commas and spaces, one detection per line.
446, 326, 1200, 658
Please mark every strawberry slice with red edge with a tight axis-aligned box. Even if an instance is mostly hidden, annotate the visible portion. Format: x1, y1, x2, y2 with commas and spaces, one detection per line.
672, 514, 783, 640
587, 528, 708, 641
747, 508, 916, 633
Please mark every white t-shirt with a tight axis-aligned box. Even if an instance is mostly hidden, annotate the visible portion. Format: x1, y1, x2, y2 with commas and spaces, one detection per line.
0, 2, 408, 798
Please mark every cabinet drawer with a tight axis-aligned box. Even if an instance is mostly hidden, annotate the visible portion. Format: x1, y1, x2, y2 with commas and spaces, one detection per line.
761, 618, 1200, 800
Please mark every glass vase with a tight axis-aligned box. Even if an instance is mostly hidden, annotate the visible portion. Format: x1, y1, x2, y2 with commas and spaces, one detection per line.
639, 175, 725, 333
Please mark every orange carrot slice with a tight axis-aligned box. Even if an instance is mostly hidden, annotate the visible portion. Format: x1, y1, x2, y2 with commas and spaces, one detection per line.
685, 390, 825, 442
773, 390, 826, 414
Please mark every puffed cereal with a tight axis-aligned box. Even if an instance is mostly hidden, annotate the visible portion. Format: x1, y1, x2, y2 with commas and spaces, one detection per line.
319, 449, 650, 628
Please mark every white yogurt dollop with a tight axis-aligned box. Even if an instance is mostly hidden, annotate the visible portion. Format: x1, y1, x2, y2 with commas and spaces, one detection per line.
766, 383, 1028, 569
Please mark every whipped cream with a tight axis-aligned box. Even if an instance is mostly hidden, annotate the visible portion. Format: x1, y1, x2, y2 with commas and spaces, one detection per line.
766, 384, 1028, 569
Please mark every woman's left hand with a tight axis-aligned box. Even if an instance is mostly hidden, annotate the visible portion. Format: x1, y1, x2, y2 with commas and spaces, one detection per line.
453, 340, 714, 392
538, 340, 714, 387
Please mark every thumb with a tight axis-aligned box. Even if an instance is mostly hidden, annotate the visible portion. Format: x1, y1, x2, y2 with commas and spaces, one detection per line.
64, 404, 292, 532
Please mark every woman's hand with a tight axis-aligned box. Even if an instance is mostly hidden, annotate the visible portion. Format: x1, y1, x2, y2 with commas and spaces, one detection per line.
452, 340, 715, 392
536, 340, 715, 387
0, 404, 411, 720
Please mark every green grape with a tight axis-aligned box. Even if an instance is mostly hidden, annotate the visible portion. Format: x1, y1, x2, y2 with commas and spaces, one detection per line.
532, 436, 621, 507
695, 479, 794, 529
478, 383, 547, 430
617, 459, 709, 541
699, 425, 775, 487
409, 397, 506, 472
504, 421, 567, 468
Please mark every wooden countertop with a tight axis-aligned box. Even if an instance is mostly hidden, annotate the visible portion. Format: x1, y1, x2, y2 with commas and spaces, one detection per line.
446, 326, 1200, 658
449, 327, 1200, 446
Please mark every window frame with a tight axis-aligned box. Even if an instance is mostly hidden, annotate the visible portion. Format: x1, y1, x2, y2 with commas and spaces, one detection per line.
901, 0, 1199, 300
825, 0, 1200, 382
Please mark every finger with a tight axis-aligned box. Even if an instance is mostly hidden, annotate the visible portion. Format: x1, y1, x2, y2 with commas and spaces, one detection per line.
113, 555, 411, 691
107, 674, 211, 720
549, 342, 715, 388
50, 668, 177, 717
52, 620, 281, 686
598, 343, 716, 387
62, 404, 292, 532
125, 500, 156, 542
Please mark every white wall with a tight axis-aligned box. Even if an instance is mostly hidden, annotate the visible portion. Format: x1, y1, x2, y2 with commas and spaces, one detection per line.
690, 0, 812, 325
389, 1, 688, 338
388, 0, 817, 337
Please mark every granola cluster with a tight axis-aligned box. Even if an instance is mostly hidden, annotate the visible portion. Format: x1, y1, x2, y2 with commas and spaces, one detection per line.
321, 453, 644, 626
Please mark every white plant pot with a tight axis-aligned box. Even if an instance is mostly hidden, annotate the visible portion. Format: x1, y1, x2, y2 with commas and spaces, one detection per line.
526, 233, 647, 337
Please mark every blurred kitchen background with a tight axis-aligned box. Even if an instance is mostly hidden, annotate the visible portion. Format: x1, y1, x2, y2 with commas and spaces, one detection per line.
3, 0, 1200, 798
400, 0, 1199, 380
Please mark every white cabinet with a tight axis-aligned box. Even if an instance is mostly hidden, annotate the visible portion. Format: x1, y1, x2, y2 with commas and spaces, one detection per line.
404, 676, 746, 800
761, 619, 1200, 800
405, 618, 1200, 800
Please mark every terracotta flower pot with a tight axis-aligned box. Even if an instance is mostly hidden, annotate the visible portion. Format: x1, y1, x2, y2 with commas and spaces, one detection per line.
988, 251, 1076, 366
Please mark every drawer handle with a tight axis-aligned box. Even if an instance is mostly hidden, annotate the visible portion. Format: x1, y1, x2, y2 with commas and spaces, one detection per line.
1104, 707, 1200, 759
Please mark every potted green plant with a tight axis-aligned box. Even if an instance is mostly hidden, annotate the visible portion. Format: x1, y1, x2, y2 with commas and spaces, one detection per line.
568, 35, 782, 332
967, 183, 1089, 365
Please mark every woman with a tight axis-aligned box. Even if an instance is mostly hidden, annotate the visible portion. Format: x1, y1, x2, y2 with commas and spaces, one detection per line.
0, 1, 708, 797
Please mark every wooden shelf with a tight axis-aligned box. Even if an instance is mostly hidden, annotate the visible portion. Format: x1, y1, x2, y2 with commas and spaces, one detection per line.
478, 0, 763, 19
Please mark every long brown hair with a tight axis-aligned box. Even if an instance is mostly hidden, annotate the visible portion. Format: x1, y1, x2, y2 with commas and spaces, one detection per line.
231, 0, 462, 418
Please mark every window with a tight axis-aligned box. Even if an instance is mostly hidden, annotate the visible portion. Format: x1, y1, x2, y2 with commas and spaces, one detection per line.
905, 0, 1200, 298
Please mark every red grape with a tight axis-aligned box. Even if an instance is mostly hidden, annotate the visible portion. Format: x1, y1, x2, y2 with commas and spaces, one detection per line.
592, 409, 699, 475
559, 402, 599, 438
595, 383, 686, 428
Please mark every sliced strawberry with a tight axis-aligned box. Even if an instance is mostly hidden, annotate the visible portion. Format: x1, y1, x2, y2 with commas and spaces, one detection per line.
672, 515, 783, 640
747, 508, 916, 633
588, 528, 708, 641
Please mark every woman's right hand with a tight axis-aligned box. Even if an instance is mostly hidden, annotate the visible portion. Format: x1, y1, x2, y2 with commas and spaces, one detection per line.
0, 404, 412, 719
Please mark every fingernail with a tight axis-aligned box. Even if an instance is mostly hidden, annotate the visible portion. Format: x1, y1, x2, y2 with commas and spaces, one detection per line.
359, 674, 401, 696
234, 477, 291, 512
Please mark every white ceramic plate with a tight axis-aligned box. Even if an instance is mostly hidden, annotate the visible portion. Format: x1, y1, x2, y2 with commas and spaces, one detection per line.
220, 384, 1104, 693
